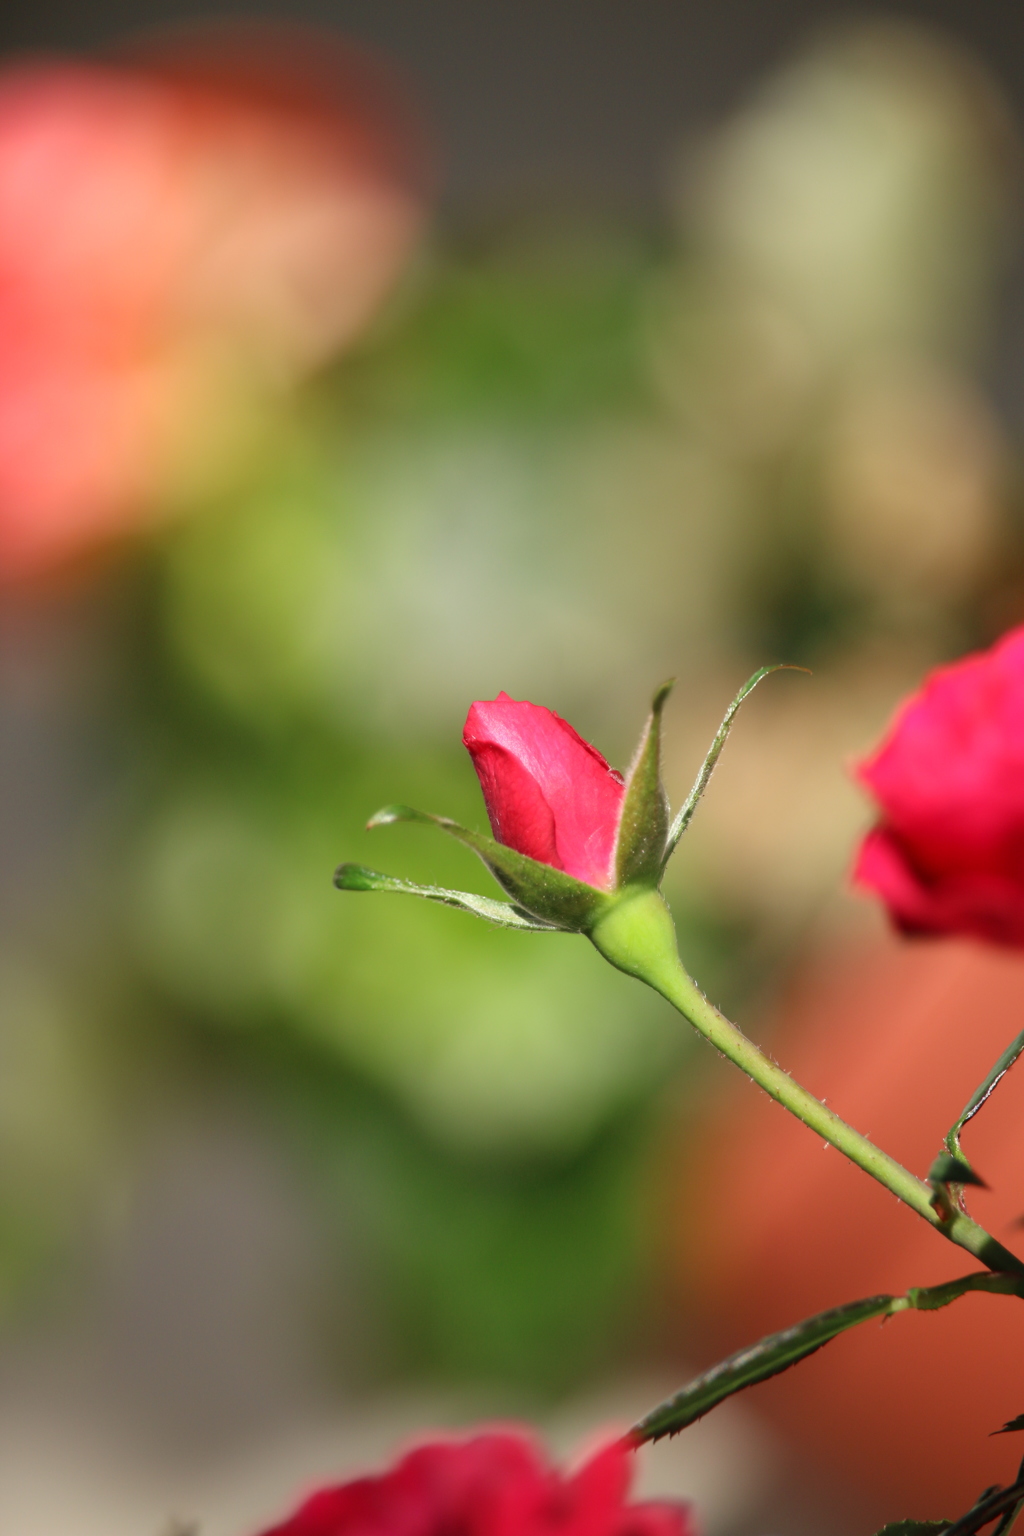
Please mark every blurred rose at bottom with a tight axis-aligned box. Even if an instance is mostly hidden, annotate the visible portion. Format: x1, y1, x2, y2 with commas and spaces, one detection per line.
672, 921, 1024, 1520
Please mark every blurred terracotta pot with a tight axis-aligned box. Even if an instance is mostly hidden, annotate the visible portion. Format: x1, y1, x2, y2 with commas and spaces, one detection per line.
672, 924, 1024, 1519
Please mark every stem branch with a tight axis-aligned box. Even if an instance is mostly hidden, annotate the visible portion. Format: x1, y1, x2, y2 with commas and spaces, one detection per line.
659, 958, 1024, 1277
588, 890, 1024, 1280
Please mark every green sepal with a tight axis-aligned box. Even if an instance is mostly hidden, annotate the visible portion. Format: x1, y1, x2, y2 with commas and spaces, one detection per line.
333, 863, 569, 931
662, 663, 807, 871
946, 1028, 1024, 1163
630, 1291, 893, 1443
929, 1151, 988, 1189
614, 681, 673, 890
366, 805, 612, 931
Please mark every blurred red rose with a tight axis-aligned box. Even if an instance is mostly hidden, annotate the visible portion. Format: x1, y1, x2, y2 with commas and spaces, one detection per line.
0, 22, 429, 580
854, 625, 1024, 945
256, 1429, 691, 1536
463, 693, 626, 889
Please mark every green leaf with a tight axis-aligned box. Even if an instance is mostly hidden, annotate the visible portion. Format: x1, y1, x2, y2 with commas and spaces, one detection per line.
662, 664, 808, 867
615, 681, 673, 889
929, 1152, 988, 1189
333, 863, 568, 931
629, 1269, 1020, 1447
946, 1029, 1024, 1163
872, 1521, 951, 1536
365, 805, 612, 931
630, 1291, 893, 1443
993, 1416, 1024, 1436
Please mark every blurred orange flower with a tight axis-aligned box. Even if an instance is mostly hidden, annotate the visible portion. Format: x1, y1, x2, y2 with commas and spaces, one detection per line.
0, 23, 430, 580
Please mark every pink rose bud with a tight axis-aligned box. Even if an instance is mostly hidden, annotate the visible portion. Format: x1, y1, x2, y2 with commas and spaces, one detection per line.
462, 693, 627, 890
340, 684, 677, 933
854, 624, 1024, 946
254, 1428, 692, 1536
337, 669, 785, 956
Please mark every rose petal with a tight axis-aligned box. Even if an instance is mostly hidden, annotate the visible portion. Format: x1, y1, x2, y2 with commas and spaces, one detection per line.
255, 1429, 692, 1536
854, 627, 1024, 947
463, 694, 624, 889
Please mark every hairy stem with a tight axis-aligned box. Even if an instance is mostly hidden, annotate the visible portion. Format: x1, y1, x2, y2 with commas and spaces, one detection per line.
663, 961, 1023, 1275
589, 891, 1024, 1279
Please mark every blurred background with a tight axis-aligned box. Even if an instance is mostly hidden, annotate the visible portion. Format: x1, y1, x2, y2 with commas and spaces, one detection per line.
4, 3, 1024, 1533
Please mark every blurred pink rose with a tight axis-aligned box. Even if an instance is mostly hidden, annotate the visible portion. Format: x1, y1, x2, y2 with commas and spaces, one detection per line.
256, 1429, 691, 1536
854, 625, 1024, 944
0, 22, 429, 580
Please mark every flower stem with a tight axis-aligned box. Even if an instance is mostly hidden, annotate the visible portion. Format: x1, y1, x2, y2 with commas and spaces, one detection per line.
589, 890, 1024, 1280
660, 959, 1024, 1275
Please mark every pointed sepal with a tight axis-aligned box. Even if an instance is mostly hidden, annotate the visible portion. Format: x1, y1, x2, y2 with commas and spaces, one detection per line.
614, 681, 673, 890
928, 1151, 988, 1189
366, 804, 612, 931
992, 1415, 1024, 1436
661, 663, 807, 871
333, 862, 568, 931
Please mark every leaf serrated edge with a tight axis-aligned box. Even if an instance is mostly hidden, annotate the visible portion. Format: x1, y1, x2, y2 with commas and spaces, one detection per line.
630, 1270, 1022, 1444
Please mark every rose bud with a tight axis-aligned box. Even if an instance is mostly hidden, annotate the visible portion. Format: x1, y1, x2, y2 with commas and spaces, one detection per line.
462, 694, 630, 892
335, 669, 788, 978
338, 684, 677, 939
254, 1428, 692, 1536
854, 624, 1024, 946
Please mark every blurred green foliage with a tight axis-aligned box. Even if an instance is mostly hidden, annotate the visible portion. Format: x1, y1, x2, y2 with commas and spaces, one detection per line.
5, 19, 1023, 1400
98, 218, 701, 1389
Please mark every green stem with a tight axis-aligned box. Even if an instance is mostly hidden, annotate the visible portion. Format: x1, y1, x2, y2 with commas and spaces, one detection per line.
589, 890, 1024, 1280
662, 958, 1024, 1275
